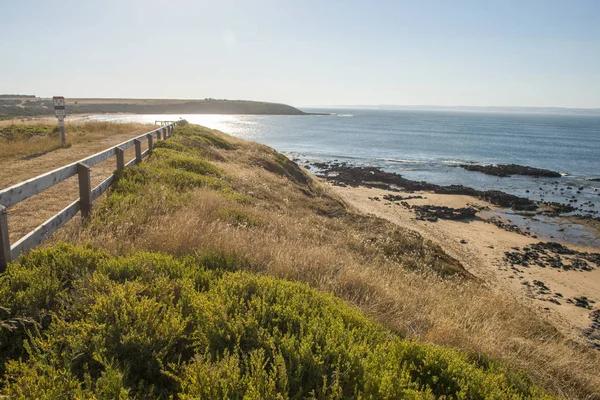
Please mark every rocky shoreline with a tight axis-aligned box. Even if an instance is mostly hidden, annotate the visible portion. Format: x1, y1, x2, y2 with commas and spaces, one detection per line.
312, 162, 539, 211
504, 242, 600, 272
502, 242, 600, 349
309, 162, 600, 223
459, 163, 562, 178
319, 162, 600, 352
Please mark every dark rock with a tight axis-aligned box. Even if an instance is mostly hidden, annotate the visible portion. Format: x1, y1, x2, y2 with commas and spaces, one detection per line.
382, 194, 423, 202
486, 217, 532, 237
459, 163, 562, 178
541, 202, 577, 216
313, 165, 538, 211
401, 203, 477, 222
572, 296, 593, 309
533, 280, 550, 290
504, 241, 599, 271
478, 190, 538, 211
584, 310, 600, 349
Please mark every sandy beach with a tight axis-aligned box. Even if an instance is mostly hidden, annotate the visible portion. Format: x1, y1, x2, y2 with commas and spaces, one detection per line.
327, 182, 600, 344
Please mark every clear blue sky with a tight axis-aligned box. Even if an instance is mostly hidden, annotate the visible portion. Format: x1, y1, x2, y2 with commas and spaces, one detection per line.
1, 0, 599, 108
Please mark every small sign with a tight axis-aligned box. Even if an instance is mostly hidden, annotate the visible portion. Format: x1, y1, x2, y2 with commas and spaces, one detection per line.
53, 96, 66, 119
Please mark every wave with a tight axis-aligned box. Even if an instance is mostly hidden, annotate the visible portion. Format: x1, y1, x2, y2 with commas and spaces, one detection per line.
440, 159, 473, 166
376, 158, 429, 164
331, 113, 354, 117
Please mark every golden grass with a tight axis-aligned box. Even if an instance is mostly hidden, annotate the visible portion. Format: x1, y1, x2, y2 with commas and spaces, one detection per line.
0, 119, 154, 160
52, 126, 600, 399
0, 120, 152, 243
0, 137, 68, 160
0, 118, 57, 128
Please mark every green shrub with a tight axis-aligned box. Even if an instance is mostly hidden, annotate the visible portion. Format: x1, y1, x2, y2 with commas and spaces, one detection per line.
176, 125, 234, 150
152, 148, 224, 177
0, 245, 552, 399
153, 139, 189, 153
91, 126, 231, 234
0, 124, 55, 141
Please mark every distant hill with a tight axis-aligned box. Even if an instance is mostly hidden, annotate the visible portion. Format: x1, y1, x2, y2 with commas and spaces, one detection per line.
0, 96, 307, 117
0, 94, 35, 99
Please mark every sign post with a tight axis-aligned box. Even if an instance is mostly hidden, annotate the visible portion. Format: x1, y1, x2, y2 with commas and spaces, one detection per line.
53, 96, 66, 144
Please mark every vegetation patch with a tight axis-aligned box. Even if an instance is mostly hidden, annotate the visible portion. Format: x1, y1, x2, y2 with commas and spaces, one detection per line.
0, 245, 552, 399
217, 208, 264, 228
176, 125, 235, 150
253, 151, 310, 186
0, 124, 56, 141
89, 125, 232, 236
0, 120, 153, 159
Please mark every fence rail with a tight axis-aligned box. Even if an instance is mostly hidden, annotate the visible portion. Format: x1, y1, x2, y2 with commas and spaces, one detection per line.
0, 119, 187, 271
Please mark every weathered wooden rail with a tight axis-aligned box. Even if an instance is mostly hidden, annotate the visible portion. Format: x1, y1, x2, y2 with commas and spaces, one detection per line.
0, 120, 187, 271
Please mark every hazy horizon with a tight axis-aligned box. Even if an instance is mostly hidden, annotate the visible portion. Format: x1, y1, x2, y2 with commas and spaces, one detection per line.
2, 0, 599, 108
4, 94, 600, 112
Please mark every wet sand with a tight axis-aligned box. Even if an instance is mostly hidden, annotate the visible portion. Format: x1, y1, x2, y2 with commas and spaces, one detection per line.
328, 183, 600, 346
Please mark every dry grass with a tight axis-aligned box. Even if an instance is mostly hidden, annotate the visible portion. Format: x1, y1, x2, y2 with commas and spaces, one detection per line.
0, 119, 154, 160
52, 125, 600, 399
0, 120, 153, 243
0, 118, 57, 128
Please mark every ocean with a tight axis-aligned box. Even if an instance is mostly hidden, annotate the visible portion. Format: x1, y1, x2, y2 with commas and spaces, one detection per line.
90, 109, 600, 246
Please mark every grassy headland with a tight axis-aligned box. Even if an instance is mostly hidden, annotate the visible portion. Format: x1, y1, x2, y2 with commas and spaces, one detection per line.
1, 124, 599, 398
0, 96, 307, 117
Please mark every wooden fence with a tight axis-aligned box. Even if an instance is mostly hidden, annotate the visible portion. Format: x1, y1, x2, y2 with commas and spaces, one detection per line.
0, 120, 187, 271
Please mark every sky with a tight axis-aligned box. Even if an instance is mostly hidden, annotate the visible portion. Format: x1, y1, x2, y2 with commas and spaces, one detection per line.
1, 0, 599, 108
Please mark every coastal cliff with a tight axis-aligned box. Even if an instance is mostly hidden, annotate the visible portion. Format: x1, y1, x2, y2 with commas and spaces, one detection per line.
1, 124, 598, 398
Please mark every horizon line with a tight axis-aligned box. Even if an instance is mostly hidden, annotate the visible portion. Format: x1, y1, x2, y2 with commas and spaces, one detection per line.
301, 104, 600, 111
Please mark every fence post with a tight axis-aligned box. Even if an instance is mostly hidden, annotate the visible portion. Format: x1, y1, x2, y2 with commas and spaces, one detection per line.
147, 133, 154, 153
77, 163, 92, 219
134, 139, 142, 163
0, 205, 10, 272
163, 127, 168, 139
157, 129, 163, 141
116, 147, 125, 171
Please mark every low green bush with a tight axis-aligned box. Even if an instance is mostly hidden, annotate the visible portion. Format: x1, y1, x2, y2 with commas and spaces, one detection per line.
91, 126, 231, 235
0, 244, 552, 399
0, 124, 56, 141
175, 125, 235, 150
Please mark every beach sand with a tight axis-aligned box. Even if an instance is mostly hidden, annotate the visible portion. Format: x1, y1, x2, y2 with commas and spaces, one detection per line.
328, 182, 600, 343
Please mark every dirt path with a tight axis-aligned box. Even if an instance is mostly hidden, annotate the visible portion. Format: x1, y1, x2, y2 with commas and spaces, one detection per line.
330, 183, 600, 344
1, 127, 154, 243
